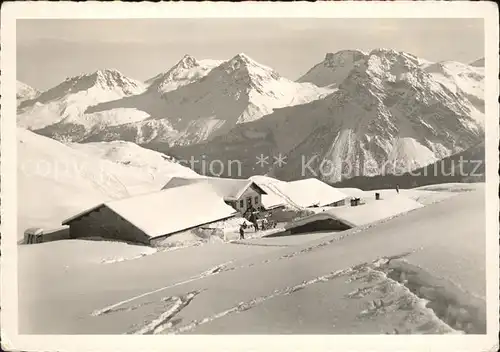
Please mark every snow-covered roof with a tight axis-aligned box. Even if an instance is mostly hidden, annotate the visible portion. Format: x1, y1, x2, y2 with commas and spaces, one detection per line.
62, 183, 238, 239
249, 176, 286, 210
259, 185, 287, 210
285, 194, 424, 230
162, 176, 267, 201
326, 195, 423, 227
24, 227, 44, 235
62, 203, 107, 225
274, 178, 349, 208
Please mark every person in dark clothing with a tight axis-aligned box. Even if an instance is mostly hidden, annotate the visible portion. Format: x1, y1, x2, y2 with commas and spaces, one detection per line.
249, 211, 259, 231
396, 184, 400, 194
239, 224, 245, 240
253, 219, 259, 232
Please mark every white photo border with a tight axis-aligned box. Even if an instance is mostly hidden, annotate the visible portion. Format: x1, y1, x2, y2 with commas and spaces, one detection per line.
1, 1, 499, 351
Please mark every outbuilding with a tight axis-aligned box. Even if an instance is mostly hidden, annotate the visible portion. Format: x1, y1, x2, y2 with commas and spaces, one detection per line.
23, 227, 44, 244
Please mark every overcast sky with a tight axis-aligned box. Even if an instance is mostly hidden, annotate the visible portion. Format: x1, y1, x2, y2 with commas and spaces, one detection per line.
17, 18, 484, 91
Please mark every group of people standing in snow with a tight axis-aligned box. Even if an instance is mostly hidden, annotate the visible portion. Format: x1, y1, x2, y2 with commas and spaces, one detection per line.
239, 204, 271, 239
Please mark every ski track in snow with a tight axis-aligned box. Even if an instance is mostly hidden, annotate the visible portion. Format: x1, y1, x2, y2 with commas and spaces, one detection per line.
228, 241, 291, 248
100, 251, 154, 264
90, 262, 232, 317
91, 207, 420, 318
151, 251, 466, 335
128, 290, 204, 335
166, 267, 358, 335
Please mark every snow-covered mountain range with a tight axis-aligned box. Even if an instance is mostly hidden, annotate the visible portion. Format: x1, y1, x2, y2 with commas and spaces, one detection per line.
18, 49, 485, 183
168, 49, 485, 182
18, 69, 147, 132
299, 50, 485, 114
20, 53, 332, 145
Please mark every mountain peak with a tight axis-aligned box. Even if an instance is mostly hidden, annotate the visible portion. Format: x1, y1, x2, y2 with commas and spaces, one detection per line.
81, 69, 146, 93
92, 68, 127, 81
220, 53, 280, 81
174, 54, 199, 69
17, 68, 146, 114
63, 68, 128, 84
371, 47, 398, 54
324, 50, 367, 61
322, 50, 368, 67
232, 53, 253, 62
368, 48, 420, 62
298, 50, 368, 87
225, 53, 259, 69
364, 48, 421, 74
94, 68, 122, 75
145, 55, 224, 94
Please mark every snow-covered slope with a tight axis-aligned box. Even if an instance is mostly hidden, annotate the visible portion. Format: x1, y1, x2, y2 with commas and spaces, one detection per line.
18, 186, 488, 335
145, 54, 223, 93
68, 140, 198, 177
17, 80, 40, 102
17, 69, 148, 131
173, 49, 484, 182
422, 60, 484, 112
27, 54, 333, 145
17, 128, 196, 239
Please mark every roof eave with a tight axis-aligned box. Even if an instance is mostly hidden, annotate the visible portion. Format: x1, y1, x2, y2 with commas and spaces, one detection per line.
233, 181, 268, 200
61, 203, 106, 225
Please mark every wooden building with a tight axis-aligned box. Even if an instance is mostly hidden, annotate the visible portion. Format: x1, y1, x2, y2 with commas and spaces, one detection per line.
62, 183, 238, 246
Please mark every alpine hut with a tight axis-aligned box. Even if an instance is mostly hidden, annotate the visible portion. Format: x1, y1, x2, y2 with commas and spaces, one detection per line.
61, 183, 239, 246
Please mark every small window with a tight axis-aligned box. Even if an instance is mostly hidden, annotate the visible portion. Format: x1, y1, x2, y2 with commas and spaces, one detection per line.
239, 200, 244, 208
254, 196, 259, 204
247, 197, 252, 207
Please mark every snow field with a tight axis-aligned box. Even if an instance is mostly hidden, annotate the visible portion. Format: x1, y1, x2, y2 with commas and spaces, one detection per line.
17, 187, 486, 335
